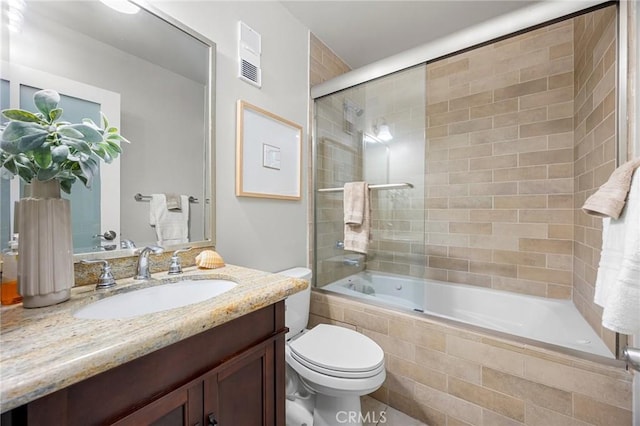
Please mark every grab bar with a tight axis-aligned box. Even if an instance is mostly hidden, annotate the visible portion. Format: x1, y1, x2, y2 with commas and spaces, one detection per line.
623, 346, 640, 372
134, 193, 198, 203
317, 182, 414, 193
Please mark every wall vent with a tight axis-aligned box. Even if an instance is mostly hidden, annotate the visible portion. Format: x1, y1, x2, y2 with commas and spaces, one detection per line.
238, 21, 261, 88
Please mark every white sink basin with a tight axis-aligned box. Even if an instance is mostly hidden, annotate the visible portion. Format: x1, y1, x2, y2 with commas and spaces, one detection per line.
74, 279, 237, 320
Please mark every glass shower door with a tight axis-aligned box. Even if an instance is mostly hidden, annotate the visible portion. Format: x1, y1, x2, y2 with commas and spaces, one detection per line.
314, 65, 427, 288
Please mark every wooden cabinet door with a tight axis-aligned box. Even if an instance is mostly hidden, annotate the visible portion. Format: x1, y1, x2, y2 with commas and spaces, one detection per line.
203, 336, 282, 426
111, 382, 203, 426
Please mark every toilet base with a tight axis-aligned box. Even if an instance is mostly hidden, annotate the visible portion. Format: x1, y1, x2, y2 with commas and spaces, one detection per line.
313, 394, 362, 426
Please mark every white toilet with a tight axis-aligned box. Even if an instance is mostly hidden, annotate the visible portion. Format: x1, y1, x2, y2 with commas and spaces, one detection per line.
280, 267, 386, 426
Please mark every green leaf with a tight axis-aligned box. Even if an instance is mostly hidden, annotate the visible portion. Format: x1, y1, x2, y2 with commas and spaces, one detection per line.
2, 157, 17, 175
49, 108, 63, 122
101, 112, 109, 129
17, 133, 48, 152
106, 140, 122, 154
79, 157, 99, 188
51, 145, 70, 163
33, 90, 60, 117
0, 138, 20, 155
59, 178, 73, 194
1, 121, 48, 142
33, 147, 53, 169
57, 125, 84, 139
106, 133, 131, 144
37, 167, 59, 181
67, 124, 103, 143
82, 118, 97, 128
60, 137, 92, 155
2, 109, 43, 123
92, 145, 112, 163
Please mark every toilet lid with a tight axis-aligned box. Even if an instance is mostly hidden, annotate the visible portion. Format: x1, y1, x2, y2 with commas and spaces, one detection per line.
289, 324, 384, 373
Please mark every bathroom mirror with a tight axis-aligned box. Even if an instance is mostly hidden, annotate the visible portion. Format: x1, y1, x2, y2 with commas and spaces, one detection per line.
1, 0, 215, 255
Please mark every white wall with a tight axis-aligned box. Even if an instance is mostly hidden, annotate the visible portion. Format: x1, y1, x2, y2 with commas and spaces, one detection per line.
154, 1, 310, 272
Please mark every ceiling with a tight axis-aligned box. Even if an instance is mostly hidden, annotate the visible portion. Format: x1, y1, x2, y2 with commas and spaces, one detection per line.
281, 0, 540, 69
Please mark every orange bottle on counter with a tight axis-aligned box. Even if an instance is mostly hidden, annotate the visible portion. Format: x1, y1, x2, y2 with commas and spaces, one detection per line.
1, 236, 22, 305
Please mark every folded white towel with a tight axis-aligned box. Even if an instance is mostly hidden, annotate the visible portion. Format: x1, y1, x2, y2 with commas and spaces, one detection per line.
594, 169, 640, 335
149, 194, 189, 245
343, 182, 370, 254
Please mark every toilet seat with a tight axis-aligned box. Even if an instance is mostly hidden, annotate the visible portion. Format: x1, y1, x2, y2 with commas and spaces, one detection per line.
288, 324, 385, 379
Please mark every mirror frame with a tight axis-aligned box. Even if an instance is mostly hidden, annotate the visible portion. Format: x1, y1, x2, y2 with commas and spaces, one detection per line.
68, 1, 217, 261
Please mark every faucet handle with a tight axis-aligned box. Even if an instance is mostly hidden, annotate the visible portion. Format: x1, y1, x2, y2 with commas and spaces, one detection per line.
81, 259, 116, 290
168, 247, 192, 275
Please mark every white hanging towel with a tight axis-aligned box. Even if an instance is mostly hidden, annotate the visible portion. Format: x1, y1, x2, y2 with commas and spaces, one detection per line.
149, 194, 190, 246
343, 182, 370, 254
594, 169, 640, 335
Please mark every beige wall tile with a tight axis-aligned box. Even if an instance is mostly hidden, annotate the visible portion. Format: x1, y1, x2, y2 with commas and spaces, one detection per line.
494, 195, 547, 209
448, 377, 525, 422
470, 99, 519, 118
429, 256, 469, 271
470, 209, 518, 222
519, 209, 573, 224
493, 250, 546, 266
525, 403, 592, 426
344, 308, 389, 334
519, 149, 573, 166
388, 355, 448, 392
414, 345, 482, 385
524, 356, 632, 410
414, 382, 483, 425
494, 78, 548, 101
491, 277, 548, 297
519, 118, 573, 138
447, 335, 525, 376
482, 409, 524, 426
520, 87, 573, 109
519, 238, 573, 254
494, 107, 547, 128
494, 137, 548, 156
573, 394, 633, 426
482, 367, 572, 416
470, 154, 518, 170
449, 91, 493, 110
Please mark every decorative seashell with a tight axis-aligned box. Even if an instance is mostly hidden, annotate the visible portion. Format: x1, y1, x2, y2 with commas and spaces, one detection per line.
195, 250, 225, 269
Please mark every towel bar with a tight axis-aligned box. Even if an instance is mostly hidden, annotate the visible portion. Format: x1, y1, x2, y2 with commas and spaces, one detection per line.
317, 182, 414, 193
134, 193, 198, 203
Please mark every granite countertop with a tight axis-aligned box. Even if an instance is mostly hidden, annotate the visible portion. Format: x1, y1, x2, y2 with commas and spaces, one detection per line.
0, 264, 308, 412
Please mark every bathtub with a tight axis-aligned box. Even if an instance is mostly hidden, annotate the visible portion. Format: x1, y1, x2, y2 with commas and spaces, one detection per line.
323, 271, 614, 359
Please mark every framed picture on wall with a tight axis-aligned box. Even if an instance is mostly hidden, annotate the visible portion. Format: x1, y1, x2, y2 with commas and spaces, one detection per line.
236, 100, 303, 200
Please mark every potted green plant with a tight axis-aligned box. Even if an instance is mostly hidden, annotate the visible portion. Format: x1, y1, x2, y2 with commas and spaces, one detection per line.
0, 89, 129, 307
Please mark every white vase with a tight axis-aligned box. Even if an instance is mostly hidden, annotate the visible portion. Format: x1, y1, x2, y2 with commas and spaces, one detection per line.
17, 179, 73, 308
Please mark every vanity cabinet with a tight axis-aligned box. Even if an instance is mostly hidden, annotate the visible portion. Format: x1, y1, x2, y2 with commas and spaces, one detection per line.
6, 302, 286, 426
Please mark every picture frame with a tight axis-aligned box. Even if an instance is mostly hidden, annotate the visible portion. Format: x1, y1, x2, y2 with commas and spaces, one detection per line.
236, 100, 303, 200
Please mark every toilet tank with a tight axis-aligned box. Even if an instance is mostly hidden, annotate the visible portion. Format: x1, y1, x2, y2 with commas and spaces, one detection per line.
278, 267, 312, 340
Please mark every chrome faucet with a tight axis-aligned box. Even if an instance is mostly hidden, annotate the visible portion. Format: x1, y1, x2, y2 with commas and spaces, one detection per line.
135, 246, 164, 280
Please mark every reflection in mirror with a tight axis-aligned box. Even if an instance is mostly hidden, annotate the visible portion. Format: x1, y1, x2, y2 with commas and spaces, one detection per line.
1, 0, 215, 255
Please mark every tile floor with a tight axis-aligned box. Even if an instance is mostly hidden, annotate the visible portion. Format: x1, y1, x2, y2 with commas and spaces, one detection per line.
361, 396, 428, 426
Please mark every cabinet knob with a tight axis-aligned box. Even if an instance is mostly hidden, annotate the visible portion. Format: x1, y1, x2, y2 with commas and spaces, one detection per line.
207, 413, 218, 426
